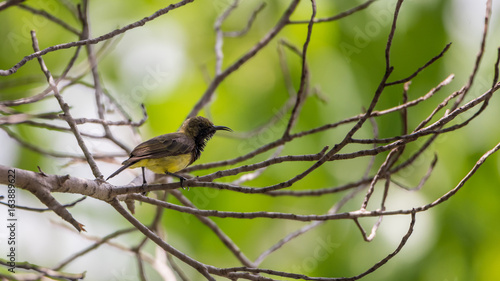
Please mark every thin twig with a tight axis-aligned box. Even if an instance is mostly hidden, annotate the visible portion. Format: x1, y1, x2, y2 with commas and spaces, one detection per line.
31, 30, 103, 179
492, 47, 500, 88
187, 0, 301, 118
185, 74, 454, 172
289, 0, 376, 24
109, 198, 217, 281
168, 190, 255, 267
283, 0, 316, 138
54, 228, 136, 270
386, 43, 452, 86
214, 0, 239, 75
17, 4, 80, 35
0, 0, 196, 76
0, 259, 85, 280
0, 196, 86, 212
391, 154, 438, 191
350, 210, 416, 280
452, 0, 492, 108
223, 2, 266, 37
0, 0, 25, 12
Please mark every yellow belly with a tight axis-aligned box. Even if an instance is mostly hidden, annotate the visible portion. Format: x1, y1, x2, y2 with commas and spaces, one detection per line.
128, 154, 192, 174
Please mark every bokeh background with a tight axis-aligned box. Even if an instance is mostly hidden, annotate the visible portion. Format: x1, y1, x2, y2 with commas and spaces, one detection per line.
1, 0, 500, 280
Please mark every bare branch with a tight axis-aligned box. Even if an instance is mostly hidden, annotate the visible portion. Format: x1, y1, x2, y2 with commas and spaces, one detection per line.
0, 0, 24, 12
223, 2, 266, 37
289, 0, 376, 24
350, 210, 416, 280
54, 228, 136, 271
31, 30, 103, 180
283, 0, 316, 138
214, 0, 239, 75
187, 0, 301, 118
0, 196, 86, 212
1, 0, 498, 279
0, 0, 196, 76
17, 4, 80, 35
452, 0, 492, 107
386, 43, 452, 86
493, 47, 500, 87
109, 198, 217, 281
0, 259, 85, 280
168, 190, 255, 267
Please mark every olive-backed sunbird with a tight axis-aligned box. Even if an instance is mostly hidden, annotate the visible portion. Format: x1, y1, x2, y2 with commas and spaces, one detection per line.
106, 116, 231, 186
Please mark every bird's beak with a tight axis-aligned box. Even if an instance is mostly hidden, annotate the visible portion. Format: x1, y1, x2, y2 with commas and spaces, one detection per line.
213, 125, 232, 132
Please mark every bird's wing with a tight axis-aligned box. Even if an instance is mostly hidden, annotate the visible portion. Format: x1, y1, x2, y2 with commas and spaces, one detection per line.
124, 132, 195, 164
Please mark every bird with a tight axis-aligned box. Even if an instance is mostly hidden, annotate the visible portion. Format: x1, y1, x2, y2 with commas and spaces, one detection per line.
106, 116, 231, 187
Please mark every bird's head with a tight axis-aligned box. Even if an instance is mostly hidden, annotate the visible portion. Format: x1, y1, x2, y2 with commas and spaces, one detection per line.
180, 116, 232, 142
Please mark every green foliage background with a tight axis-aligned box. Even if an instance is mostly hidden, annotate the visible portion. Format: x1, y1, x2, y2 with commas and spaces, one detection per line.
1, 0, 500, 280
